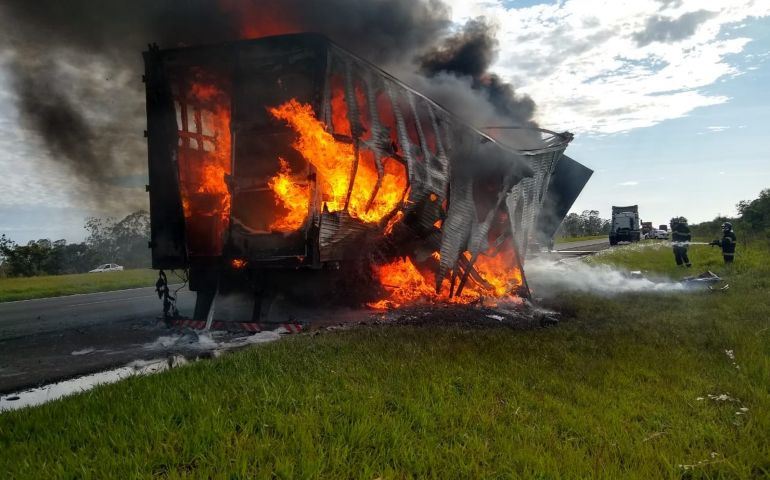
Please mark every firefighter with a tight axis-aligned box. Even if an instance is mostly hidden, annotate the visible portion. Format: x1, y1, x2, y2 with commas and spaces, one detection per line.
710, 222, 737, 263
670, 217, 692, 267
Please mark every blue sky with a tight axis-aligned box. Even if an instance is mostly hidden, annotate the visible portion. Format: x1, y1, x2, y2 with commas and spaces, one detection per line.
0, 0, 769, 243
449, 0, 770, 225
568, 16, 770, 225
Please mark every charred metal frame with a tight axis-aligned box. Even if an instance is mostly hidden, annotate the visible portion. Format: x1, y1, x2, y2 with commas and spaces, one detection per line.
143, 33, 582, 316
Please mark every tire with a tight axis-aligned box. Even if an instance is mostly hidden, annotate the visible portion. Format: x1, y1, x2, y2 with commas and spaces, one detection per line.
609, 236, 617, 246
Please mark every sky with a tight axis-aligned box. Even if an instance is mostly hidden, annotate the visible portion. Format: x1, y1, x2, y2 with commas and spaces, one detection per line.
446, 0, 770, 226
1, 0, 769, 243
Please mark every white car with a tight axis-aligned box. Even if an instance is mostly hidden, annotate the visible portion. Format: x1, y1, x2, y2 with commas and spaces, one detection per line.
648, 229, 669, 240
89, 263, 124, 273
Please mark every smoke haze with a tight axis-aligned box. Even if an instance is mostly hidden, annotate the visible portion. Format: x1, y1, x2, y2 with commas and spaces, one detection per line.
525, 257, 686, 296
0, 0, 537, 211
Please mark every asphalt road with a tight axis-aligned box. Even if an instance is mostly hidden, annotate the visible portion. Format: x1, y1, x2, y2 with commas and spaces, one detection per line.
0, 286, 197, 394
554, 238, 610, 252
0, 286, 195, 340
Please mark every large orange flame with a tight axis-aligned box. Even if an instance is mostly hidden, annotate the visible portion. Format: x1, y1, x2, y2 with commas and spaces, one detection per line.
267, 158, 311, 231
368, 248, 524, 310
474, 250, 524, 298
266, 98, 407, 231
367, 257, 441, 310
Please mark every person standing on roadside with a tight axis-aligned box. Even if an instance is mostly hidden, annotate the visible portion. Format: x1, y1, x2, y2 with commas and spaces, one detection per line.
710, 222, 737, 264
670, 217, 692, 267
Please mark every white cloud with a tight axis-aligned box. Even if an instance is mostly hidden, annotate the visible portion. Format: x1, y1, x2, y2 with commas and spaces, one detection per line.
618, 180, 639, 186
444, 0, 770, 134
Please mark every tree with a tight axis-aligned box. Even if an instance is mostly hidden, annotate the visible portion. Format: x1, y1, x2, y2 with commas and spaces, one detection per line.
560, 213, 584, 237
737, 188, 770, 235
555, 210, 612, 238
85, 210, 151, 268
580, 210, 605, 236
0, 210, 151, 277
0, 237, 56, 277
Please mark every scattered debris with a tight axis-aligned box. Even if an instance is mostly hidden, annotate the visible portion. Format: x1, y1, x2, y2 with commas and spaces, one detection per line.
678, 452, 724, 471
379, 302, 556, 330
70, 348, 96, 356
682, 270, 721, 285
697, 392, 750, 423
707, 393, 735, 402
724, 349, 740, 370
642, 431, 667, 442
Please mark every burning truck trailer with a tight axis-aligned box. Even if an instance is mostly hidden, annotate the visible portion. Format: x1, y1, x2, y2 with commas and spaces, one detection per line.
143, 33, 586, 328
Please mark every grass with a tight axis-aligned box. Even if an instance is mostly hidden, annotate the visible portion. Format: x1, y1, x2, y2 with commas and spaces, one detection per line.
1, 244, 769, 478
0, 269, 159, 302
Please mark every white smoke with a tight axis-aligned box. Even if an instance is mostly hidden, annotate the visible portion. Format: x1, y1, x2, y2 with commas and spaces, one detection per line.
525, 257, 686, 296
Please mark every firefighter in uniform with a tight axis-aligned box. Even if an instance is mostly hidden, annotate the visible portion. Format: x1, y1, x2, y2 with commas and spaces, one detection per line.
710, 222, 737, 263
671, 217, 692, 267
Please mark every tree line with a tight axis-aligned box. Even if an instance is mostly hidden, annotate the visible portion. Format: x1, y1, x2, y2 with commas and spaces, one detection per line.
556, 210, 611, 238
0, 210, 150, 277
690, 188, 770, 241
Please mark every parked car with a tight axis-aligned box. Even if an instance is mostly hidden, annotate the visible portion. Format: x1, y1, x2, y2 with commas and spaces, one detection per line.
89, 263, 124, 273
644, 229, 669, 240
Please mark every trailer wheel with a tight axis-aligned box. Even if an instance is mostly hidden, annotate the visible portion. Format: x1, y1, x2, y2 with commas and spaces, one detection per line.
609, 236, 617, 246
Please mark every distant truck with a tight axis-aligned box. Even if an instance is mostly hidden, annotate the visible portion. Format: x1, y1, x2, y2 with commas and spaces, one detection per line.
609, 205, 641, 245
641, 221, 653, 236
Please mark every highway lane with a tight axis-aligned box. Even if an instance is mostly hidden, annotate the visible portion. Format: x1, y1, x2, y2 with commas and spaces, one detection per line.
554, 238, 610, 252
0, 286, 195, 340
0, 286, 198, 393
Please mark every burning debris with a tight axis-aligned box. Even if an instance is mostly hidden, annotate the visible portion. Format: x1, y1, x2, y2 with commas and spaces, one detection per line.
143, 33, 584, 325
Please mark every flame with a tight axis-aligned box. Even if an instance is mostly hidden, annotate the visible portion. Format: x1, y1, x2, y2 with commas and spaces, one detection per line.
231, 258, 247, 269
367, 257, 439, 310
330, 80, 352, 137
266, 99, 407, 228
217, 0, 299, 39
369, 247, 523, 310
384, 211, 405, 236
473, 251, 523, 298
267, 158, 311, 232
349, 151, 408, 223
176, 78, 232, 255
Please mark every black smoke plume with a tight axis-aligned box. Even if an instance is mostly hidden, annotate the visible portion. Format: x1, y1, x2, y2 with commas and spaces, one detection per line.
419, 18, 536, 127
0, 1, 536, 210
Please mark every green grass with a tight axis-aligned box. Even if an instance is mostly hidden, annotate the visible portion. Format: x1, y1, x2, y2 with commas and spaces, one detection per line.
1, 245, 769, 478
0, 269, 159, 302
